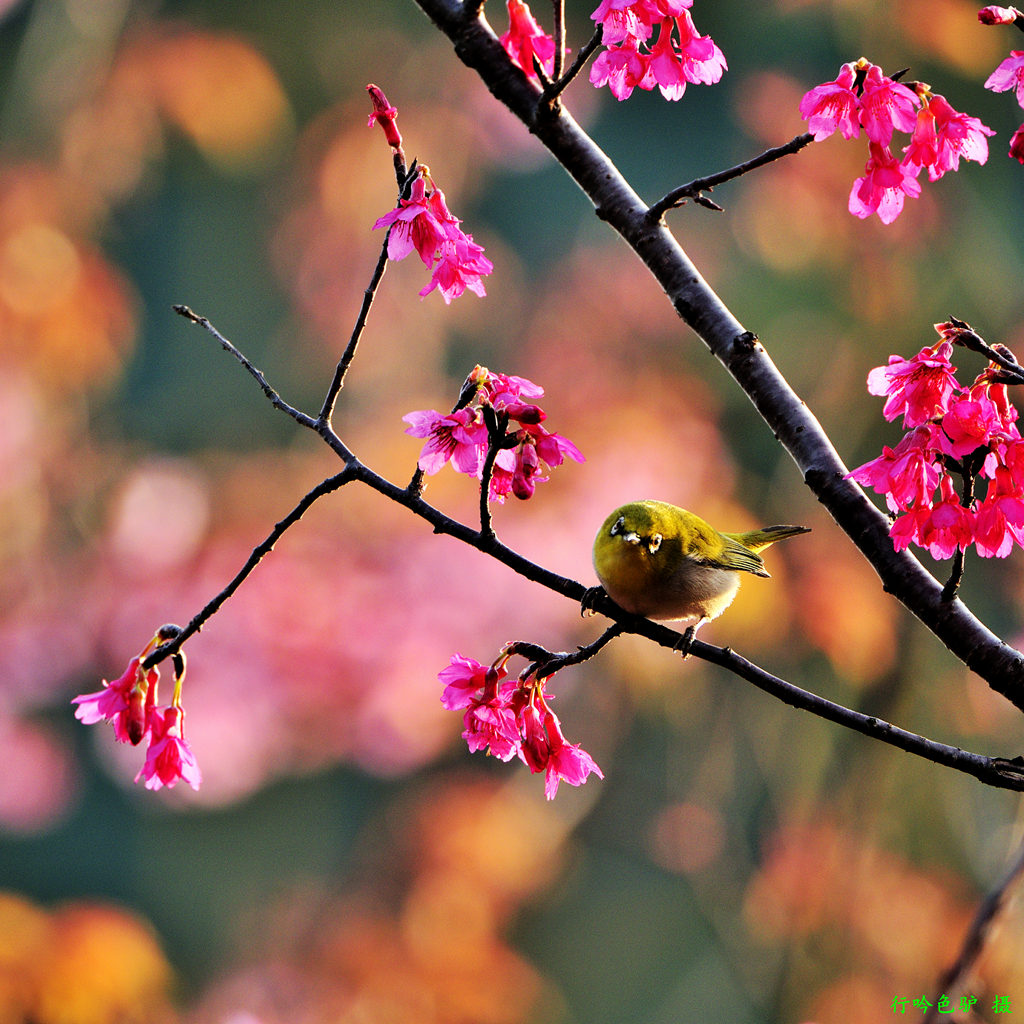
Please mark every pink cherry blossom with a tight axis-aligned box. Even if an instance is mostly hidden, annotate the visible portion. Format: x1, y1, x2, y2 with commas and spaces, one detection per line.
135, 706, 201, 791
72, 656, 157, 746
589, 0, 723, 101
402, 408, 489, 476
518, 703, 603, 800
848, 142, 922, 223
418, 235, 494, 304
918, 475, 975, 559
372, 175, 448, 267
866, 341, 958, 428
799, 61, 861, 141
500, 0, 559, 81
858, 64, 919, 146
974, 468, 1024, 556
439, 653, 506, 710
589, 37, 650, 100
847, 425, 944, 513
920, 94, 994, 180
985, 50, 1024, 107
940, 393, 1003, 459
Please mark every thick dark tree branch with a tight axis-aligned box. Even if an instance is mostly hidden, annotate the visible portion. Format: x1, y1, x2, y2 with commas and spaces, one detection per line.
407, 0, 1024, 711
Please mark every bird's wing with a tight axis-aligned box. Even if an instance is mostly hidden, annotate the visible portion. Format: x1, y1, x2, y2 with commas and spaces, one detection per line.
702, 535, 770, 577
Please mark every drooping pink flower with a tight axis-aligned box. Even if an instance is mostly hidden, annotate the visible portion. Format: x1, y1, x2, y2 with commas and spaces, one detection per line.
418, 235, 494, 304
518, 702, 603, 800
974, 467, 1024, 556
589, 0, 723, 101
500, 0, 559, 81
985, 50, 1024, 107
919, 94, 995, 180
799, 61, 861, 141
72, 656, 157, 746
848, 425, 944, 513
866, 341, 959, 428
462, 701, 522, 761
848, 142, 922, 223
858, 64, 919, 146
489, 424, 586, 503
644, 11, 726, 100
939, 393, 1002, 459
372, 174, 448, 266
402, 407, 489, 476
918, 474, 975, 559
439, 653, 506, 710
589, 37, 650, 100
979, 6, 1023, 24
374, 172, 492, 302
590, 0, 651, 47
135, 706, 201, 791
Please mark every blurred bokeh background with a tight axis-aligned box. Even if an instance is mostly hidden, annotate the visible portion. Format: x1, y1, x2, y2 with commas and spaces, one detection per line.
2, 0, 1024, 1021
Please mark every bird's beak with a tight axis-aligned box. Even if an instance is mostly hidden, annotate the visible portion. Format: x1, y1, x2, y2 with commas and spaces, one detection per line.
622, 531, 641, 545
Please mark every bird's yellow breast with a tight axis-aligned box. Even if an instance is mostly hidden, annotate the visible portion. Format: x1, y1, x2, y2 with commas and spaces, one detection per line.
592, 513, 741, 622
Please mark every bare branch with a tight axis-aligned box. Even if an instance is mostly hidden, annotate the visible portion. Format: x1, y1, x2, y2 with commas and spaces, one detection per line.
173, 305, 317, 429
142, 469, 355, 670
647, 132, 816, 222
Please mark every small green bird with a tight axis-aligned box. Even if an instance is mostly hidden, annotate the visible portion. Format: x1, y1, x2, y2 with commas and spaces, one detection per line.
590, 499, 810, 646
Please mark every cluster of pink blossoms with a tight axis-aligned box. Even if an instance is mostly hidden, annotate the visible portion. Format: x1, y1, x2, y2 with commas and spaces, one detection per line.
72, 632, 201, 791
440, 652, 602, 799
497, 0, 725, 101
849, 324, 1024, 560
800, 57, 994, 224
979, 6, 1024, 163
373, 166, 493, 304
588, 0, 726, 101
403, 365, 583, 501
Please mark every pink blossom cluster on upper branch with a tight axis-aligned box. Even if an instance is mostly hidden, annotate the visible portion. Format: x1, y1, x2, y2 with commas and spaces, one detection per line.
850, 324, 1024, 561
800, 57, 994, 224
499, 0, 726, 100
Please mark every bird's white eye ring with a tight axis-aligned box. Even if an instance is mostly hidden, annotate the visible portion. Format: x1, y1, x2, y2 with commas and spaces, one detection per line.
610, 515, 626, 536
648, 533, 662, 554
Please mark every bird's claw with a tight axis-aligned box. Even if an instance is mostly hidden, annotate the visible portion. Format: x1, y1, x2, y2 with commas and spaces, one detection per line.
580, 585, 606, 618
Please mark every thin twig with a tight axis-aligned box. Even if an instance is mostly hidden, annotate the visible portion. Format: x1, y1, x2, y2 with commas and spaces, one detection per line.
318, 165, 419, 425
141, 470, 354, 670
172, 305, 317, 429
505, 622, 626, 678
944, 315, 1024, 386
318, 235, 393, 425
647, 132, 816, 222
923, 835, 1024, 1024
540, 26, 602, 106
